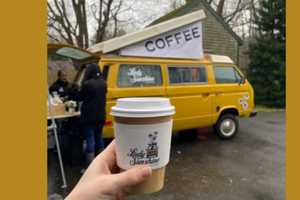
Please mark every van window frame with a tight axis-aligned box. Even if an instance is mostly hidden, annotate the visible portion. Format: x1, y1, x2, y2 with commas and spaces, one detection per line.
102, 64, 110, 81
167, 64, 208, 85
213, 65, 243, 84
117, 63, 163, 88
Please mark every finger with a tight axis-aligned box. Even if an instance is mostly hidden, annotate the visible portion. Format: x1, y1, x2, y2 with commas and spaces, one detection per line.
95, 140, 117, 169
116, 191, 127, 200
110, 166, 152, 190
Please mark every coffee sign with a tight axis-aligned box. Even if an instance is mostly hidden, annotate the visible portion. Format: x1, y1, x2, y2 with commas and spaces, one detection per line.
120, 21, 203, 59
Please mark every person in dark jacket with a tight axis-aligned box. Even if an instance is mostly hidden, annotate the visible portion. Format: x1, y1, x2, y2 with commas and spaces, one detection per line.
75, 63, 107, 167
49, 70, 70, 99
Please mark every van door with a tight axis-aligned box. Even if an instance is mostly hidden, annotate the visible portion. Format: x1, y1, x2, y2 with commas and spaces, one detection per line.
212, 65, 249, 122
110, 63, 165, 99
166, 64, 212, 131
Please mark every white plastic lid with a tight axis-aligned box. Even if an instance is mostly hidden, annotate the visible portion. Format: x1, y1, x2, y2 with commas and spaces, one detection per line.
111, 97, 175, 118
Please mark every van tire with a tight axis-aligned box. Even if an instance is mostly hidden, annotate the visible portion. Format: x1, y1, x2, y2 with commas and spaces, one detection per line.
214, 114, 239, 140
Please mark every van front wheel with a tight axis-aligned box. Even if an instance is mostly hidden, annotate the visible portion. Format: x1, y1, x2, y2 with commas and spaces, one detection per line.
214, 114, 239, 139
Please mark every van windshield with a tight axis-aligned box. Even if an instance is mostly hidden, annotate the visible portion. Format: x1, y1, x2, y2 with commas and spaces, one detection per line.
213, 66, 242, 84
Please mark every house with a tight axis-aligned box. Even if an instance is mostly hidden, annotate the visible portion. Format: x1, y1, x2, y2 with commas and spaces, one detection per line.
150, 0, 244, 70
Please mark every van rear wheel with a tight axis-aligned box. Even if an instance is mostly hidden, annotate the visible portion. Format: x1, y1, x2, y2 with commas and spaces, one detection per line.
214, 114, 239, 140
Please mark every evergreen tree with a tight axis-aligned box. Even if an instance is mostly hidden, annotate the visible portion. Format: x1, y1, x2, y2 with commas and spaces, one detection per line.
247, 0, 285, 107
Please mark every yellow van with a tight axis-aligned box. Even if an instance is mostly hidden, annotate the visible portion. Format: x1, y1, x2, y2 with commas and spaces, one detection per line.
98, 54, 257, 140
48, 44, 256, 140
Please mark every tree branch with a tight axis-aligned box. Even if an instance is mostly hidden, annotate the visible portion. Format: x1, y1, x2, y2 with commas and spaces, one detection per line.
48, 33, 62, 43
111, 0, 123, 37
49, 0, 74, 45
207, 0, 214, 4
216, 0, 226, 16
96, 0, 114, 42
224, 0, 248, 23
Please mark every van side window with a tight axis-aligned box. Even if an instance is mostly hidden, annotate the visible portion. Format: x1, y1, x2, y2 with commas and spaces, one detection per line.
214, 66, 242, 84
118, 64, 162, 87
168, 66, 207, 84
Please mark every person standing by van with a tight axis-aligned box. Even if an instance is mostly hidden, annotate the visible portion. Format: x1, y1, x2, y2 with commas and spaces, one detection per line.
49, 70, 70, 99
73, 63, 107, 168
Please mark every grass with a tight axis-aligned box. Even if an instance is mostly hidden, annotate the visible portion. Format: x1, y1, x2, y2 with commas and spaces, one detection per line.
255, 105, 285, 112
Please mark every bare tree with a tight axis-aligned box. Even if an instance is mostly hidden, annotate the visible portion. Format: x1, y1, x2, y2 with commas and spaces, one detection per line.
224, 0, 243, 23
169, 0, 185, 10
111, 1, 123, 37
248, 0, 260, 37
203, 0, 246, 21
48, 0, 260, 47
48, 0, 127, 48
216, 0, 226, 15
102, 0, 134, 38
203, 0, 257, 38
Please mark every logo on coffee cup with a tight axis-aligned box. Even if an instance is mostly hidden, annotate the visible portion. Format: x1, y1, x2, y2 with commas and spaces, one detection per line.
127, 131, 160, 166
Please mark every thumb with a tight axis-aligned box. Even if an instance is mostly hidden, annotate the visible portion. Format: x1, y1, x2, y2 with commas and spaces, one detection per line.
111, 165, 152, 190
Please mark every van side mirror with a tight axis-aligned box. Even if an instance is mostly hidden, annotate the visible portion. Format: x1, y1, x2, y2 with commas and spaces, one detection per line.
239, 76, 246, 85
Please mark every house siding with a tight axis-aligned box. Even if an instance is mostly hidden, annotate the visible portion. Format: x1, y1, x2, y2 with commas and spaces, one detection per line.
197, 3, 239, 63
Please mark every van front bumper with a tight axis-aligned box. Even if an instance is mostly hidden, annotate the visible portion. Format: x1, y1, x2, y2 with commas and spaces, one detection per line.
249, 110, 257, 117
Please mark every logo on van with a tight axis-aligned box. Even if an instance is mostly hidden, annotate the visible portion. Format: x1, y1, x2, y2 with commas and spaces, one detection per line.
239, 93, 249, 111
128, 67, 155, 84
127, 131, 160, 166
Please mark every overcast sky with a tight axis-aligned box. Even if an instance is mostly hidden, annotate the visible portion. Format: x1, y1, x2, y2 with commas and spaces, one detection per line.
86, 0, 186, 35
84, 0, 250, 38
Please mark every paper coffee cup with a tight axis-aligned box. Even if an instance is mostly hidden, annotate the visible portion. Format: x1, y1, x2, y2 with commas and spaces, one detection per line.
111, 97, 175, 194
